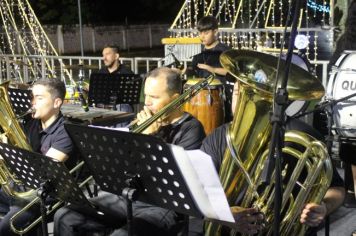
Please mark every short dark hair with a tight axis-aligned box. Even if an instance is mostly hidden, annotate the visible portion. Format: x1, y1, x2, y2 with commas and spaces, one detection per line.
197, 16, 218, 32
33, 78, 66, 101
103, 44, 120, 54
146, 67, 182, 95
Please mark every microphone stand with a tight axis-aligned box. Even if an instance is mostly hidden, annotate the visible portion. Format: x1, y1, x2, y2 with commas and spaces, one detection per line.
260, 1, 303, 235
293, 92, 356, 119
77, 67, 89, 112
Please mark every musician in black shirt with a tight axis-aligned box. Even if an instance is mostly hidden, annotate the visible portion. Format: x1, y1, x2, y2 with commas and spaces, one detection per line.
198, 82, 344, 235
100, 44, 133, 75
54, 67, 206, 236
186, 16, 233, 122
96, 44, 134, 113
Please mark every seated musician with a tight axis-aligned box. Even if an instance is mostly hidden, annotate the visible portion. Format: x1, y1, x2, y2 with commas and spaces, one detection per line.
0, 78, 75, 236
53, 67, 206, 236
195, 82, 345, 235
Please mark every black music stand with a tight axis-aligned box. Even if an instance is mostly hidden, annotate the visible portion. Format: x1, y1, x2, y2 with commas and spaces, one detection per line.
0, 143, 92, 236
8, 88, 32, 117
88, 73, 142, 108
65, 123, 206, 236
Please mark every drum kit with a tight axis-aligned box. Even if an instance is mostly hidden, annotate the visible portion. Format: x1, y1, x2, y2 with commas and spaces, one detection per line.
326, 51, 356, 139
183, 49, 356, 144
185, 49, 327, 136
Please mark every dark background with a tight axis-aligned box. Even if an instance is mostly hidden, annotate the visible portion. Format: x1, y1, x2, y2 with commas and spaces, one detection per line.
29, 0, 184, 25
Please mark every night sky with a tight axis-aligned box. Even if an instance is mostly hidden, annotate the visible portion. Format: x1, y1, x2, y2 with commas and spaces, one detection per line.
30, 0, 184, 25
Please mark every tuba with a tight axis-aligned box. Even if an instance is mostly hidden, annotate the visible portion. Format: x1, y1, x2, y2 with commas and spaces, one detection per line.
205, 50, 332, 235
0, 81, 35, 198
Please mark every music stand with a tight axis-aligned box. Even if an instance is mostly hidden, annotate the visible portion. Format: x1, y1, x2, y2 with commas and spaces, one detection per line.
88, 73, 142, 107
0, 143, 91, 236
8, 88, 32, 117
65, 123, 205, 236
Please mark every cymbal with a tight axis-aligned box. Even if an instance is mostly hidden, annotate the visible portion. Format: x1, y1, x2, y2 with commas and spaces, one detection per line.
62, 64, 99, 70
220, 49, 324, 101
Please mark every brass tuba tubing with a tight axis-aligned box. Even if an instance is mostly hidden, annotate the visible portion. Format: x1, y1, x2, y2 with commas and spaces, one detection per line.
205, 85, 333, 235
0, 81, 35, 198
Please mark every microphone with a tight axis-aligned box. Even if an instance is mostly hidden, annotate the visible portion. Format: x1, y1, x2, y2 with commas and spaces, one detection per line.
76, 84, 89, 112
170, 53, 184, 70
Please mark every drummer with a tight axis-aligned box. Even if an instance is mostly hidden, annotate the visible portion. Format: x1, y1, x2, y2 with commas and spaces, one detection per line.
183, 16, 233, 122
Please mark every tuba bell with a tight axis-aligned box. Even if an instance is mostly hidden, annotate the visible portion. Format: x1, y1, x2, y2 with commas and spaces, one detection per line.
205, 50, 332, 235
0, 80, 35, 199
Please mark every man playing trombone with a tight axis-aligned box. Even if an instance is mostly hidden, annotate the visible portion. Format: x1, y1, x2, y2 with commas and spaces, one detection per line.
54, 67, 206, 236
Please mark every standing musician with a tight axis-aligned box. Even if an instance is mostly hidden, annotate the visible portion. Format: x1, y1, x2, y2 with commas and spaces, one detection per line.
0, 78, 75, 235
95, 44, 134, 113
196, 82, 345, 235
100, 44, 133, 75
54, 67, 206, 236
185, 16, 233, 122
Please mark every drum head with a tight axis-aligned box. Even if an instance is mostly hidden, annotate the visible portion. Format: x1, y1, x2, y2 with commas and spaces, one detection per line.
285, 100, 309, 117
326, 51, 356, 137
185, 78, 223, 86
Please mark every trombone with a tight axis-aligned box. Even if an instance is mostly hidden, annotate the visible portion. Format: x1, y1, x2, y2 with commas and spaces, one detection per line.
10, 74, 216, 234
10, 161, 93, 234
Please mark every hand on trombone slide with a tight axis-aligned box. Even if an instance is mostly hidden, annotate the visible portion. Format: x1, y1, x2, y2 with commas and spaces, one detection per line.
134, 106, 163, 135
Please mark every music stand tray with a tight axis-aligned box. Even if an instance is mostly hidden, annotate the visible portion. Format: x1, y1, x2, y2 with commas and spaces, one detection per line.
8, 88, 32, 116
88, 73, 142, 106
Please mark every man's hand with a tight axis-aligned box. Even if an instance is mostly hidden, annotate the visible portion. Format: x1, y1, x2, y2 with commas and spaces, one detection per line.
209, 207, 264, 235
197, 63, 214, 74
231, 207, 264, 234
300, 202, 327, 227
136, 106, 161, 134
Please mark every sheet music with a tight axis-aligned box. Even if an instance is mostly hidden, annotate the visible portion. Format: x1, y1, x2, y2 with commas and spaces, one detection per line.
170, 145, 235, 223
88, 125, 129, 132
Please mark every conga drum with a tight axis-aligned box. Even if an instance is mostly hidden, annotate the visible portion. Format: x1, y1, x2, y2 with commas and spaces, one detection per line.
183, 78, 224, 135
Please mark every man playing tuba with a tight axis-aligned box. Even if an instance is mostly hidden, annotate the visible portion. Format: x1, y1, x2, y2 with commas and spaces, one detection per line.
198, 81, 345, 235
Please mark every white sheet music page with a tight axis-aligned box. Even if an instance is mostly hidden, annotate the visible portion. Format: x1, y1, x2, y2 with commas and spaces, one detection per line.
170, 145, 234, 223
88, 125, 129, 132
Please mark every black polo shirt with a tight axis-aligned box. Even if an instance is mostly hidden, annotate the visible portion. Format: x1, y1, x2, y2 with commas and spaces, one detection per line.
25, 113, 73, 158
154, 112, 206, 150
98, 64, 133, 74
